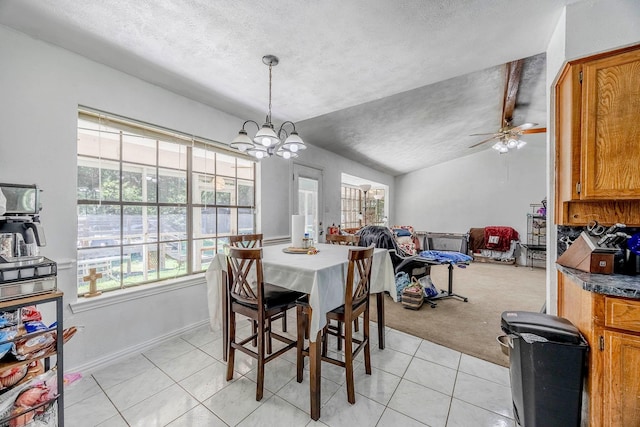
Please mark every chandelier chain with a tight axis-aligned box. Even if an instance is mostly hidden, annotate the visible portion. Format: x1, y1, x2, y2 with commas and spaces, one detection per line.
268, 63, 273, 124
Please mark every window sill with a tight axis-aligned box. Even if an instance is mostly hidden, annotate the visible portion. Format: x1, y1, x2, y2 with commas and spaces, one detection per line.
69, 273, 206, 314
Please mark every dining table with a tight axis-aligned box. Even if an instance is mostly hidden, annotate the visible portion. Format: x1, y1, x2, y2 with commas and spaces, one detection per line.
205, 242, 396, 420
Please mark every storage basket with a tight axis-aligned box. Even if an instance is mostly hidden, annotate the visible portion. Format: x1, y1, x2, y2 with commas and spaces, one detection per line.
0, 257, 56, 283
0, 257, 57, 301
401, 281, 424, 310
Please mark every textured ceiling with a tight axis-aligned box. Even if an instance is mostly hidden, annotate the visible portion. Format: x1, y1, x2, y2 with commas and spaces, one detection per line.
300, 53, 546, 174
0, 0, 580, 175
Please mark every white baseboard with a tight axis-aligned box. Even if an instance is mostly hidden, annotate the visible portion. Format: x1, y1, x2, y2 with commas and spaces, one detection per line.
65, 318, 210, 375
264, 236, 290, 245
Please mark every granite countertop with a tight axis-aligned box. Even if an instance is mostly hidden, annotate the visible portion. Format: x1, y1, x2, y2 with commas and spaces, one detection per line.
557, 264, 640, 299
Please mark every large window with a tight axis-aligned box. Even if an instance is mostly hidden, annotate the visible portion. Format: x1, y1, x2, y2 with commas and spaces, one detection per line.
77, 109, 255, 296
367, 188, 386, 226
340, 185, 386, 229
341, 186, 361, 229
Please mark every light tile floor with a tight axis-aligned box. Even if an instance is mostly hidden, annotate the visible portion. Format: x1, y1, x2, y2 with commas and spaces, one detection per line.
64, 313, 515, 426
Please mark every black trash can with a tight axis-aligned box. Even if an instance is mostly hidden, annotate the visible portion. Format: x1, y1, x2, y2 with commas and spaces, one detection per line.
501, 311, 588, 427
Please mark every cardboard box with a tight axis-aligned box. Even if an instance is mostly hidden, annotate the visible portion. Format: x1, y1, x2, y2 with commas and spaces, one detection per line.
557, 231, 616, 274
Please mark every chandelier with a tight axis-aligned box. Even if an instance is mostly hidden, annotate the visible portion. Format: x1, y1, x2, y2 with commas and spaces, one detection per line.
492, 135, 527, 153
230, 55, 306, 159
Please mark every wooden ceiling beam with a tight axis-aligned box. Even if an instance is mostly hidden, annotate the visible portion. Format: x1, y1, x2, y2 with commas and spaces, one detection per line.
501, 59, 524, 127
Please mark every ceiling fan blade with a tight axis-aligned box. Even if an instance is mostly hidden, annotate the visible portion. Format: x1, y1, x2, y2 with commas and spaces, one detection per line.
511, 122, 538, 132
469, 135, 500, 148
469, 132, 501, 137
521, 127, 547, 134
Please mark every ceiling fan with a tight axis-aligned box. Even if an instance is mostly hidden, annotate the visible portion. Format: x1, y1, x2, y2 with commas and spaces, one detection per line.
469, 120, 545, 151
469, 59, 546, 152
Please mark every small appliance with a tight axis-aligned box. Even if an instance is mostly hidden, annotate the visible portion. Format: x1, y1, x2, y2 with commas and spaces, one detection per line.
0, 183, 56, 299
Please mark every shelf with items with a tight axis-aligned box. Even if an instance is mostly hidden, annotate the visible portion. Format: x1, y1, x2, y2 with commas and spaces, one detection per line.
524, 204, 547, 268
0, 291, 64, 427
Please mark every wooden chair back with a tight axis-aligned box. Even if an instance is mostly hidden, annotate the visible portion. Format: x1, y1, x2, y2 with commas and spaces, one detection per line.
345, 246, 374, 309
226, 247, 264, 307
229, 233, 263, 248
326, 234, 360, 246
225, 245, 299, 401
296, 245, 375, 405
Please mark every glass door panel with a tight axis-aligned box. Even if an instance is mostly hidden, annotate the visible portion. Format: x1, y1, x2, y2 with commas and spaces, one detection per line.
293, 164, 323, 242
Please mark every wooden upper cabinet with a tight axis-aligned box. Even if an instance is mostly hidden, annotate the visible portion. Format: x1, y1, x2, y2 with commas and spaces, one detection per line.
555, 44, 640, 225
581, 49, 640, 199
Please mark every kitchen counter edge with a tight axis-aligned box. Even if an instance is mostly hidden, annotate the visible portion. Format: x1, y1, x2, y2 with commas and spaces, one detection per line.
557, 264, 640, 299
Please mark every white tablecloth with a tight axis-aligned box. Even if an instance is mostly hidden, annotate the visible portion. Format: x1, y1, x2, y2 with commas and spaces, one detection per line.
205, 243, 396, 341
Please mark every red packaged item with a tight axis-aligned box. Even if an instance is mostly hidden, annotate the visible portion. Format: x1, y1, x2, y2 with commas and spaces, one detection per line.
0, 365, 28, 390
20, 306, 41, 323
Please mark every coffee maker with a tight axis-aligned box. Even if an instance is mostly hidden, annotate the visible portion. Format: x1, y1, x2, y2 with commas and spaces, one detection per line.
0, 183, 47, 259
0, 183, 56, 298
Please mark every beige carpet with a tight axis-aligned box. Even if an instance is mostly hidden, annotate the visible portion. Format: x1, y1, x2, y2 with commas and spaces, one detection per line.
371, 262, 546, 367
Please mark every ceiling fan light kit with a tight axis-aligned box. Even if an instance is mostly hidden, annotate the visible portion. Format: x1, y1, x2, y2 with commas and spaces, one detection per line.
471, 120, 540, 153
492, 136, 527, 153
230, 55, 306, 160
492, 142, 509, 153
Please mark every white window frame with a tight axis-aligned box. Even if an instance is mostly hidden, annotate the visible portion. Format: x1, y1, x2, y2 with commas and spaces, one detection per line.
76, 107, 256, 297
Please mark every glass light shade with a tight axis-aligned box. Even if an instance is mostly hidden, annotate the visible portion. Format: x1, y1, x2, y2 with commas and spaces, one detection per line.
230, 130, 255, 152
517, 140, 527, 149
254, 124, 279, 147
492, 142, 503, 151
507, 138, 518, 149
359, 184, 372, 192
282, 131, 306, 152
247, 145, 268, 159
276, 147, 298, 158
498, 145, 509, 153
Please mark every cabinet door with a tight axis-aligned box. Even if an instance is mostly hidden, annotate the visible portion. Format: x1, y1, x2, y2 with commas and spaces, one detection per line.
581, 49, 640, 199
555, 63, 582, 207
605, 330, 640, 426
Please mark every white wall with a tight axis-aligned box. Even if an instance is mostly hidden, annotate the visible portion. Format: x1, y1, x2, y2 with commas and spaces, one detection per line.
395, 132, 547, 263
565, 0, 640, 61
0, 25, 392, 371
260, 144, 394, 241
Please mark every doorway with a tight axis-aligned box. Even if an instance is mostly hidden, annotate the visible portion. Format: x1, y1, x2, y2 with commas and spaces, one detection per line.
293, 164, 323, 242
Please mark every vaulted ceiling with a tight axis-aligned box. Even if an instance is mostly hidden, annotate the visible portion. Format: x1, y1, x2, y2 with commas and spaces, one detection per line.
0, 0, 584, 175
